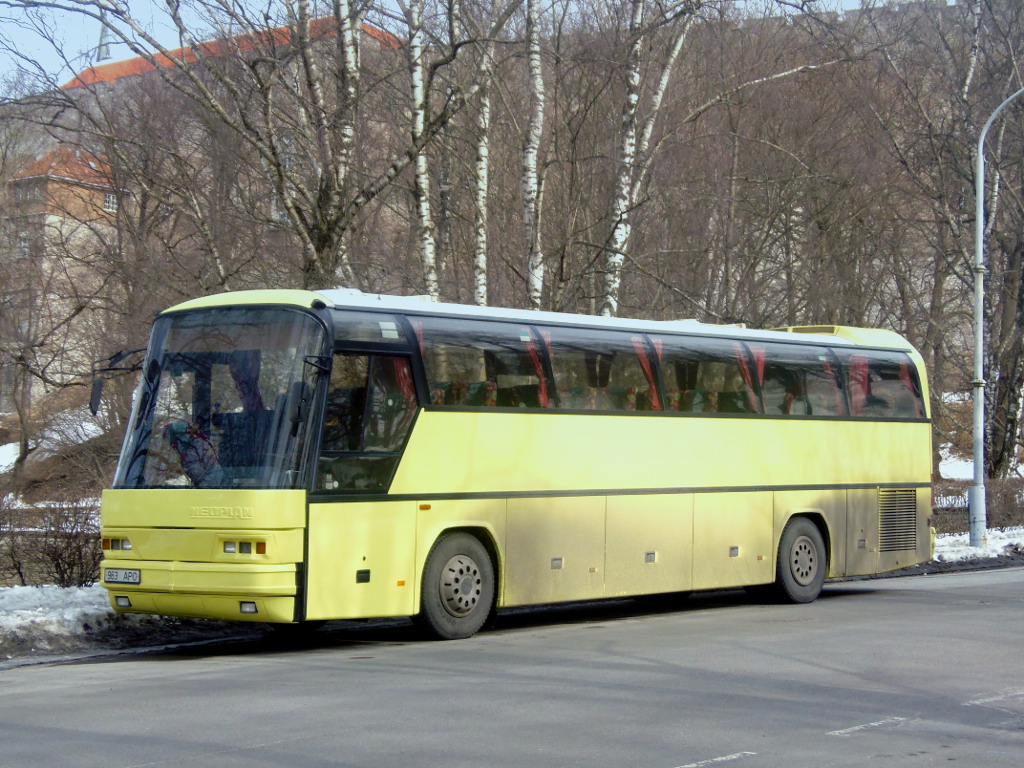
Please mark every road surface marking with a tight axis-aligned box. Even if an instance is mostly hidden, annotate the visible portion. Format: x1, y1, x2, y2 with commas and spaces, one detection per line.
828, 717, 906, 736
676, 752, 757, 768
965, 689, 1024, 706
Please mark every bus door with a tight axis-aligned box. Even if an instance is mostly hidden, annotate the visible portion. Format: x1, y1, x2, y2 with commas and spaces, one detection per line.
316, 352, 418, 493
305, 350, 420, 620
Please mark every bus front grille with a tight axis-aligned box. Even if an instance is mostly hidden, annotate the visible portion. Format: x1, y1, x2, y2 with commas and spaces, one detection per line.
879, 489, 918, 552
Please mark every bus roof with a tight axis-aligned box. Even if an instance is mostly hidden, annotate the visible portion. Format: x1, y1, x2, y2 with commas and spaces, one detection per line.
163, 288, 915, 351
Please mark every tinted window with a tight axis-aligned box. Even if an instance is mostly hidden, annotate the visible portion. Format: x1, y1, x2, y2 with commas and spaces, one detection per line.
837, 349, 925, 419
652, 336, 756, 414
543, 328, 660, 411
335, 311, 406, 344
317, 354, 418, 492
414, 317, 550, 407
747, 343, 845, 417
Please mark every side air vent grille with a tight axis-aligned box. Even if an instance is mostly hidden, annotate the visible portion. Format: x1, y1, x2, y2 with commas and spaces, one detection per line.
879, 489, 918, 552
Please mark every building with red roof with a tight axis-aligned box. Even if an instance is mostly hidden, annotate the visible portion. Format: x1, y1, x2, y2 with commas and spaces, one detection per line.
62, 19, 402, 90
8, 146, 117, 224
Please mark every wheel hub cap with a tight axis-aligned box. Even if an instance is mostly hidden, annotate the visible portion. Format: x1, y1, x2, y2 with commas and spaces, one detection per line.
439, 554, 482, 617
791, 535, 818, 586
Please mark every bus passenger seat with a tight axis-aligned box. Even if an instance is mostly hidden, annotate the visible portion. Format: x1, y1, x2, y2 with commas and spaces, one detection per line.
465, 380, 498, 406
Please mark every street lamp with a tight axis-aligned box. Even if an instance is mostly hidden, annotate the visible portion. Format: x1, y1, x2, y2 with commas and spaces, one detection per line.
970, 84, 1024, 548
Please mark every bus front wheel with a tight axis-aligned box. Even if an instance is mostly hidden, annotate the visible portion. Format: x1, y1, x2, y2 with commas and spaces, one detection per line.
775, 517, 827, 603
417, 532, 495, 640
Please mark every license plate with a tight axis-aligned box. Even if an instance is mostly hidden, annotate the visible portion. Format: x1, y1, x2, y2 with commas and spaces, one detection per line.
105, 568, 141, 585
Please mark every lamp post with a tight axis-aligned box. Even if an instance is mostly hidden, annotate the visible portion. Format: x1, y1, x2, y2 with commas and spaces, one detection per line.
970, 84, 1024, 548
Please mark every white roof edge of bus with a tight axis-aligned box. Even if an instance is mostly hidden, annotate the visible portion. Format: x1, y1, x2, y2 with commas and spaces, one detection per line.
314, 289, 887, 347
162, 288, 912, 350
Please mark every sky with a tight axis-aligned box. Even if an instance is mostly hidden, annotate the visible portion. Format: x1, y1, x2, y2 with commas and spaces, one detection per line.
0, 1, 186, 88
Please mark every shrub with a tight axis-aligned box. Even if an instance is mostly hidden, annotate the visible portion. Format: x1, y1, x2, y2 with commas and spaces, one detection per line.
932, 478, 1024, 534
985, 478, 1024, 531
0, 494, 101, 587
0, 493, 29, 586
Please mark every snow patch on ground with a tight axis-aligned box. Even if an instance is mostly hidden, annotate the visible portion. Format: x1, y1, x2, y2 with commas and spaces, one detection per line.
933, 526, 1024, 563
0, 584, 110, 633
0, 584, 114, 654
0, 584, 252, 666
0, 584, 137, 661
939, 444, 973, 481
0, 442, 18, 474
0, 406, 105, 476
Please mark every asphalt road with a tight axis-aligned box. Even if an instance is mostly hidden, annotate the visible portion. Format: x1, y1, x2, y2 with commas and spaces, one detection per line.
2, 568, 1023, 767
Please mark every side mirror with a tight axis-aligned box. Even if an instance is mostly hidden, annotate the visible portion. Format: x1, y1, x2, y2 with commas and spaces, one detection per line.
89, 347, 146, 416
89, 376, 105, 417
285, 381, 313, 436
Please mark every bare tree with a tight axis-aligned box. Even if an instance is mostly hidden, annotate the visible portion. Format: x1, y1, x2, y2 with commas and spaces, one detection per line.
467, 0, 507, 305
862, 0, 1024, 477
3, 0, 520, 290
398, 0, 441, 298
600, 0, 700, 317
522, 0, 547, 309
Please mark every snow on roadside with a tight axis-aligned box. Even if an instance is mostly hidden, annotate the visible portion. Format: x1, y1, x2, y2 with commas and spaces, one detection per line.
0, 584, 156, 662
0, 584, 123, 662
0, 584, 111, 638
0, 586, 251, 665
2, 527, 1022, 665
933, 526, 1024, 563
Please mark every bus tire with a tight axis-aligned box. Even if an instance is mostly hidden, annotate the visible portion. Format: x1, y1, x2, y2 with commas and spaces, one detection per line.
775, 517, 827, 604
417, 532, 495, 640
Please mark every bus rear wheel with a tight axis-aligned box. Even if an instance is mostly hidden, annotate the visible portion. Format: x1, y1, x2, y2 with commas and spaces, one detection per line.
775, 517, 827, 604
417, 532, 495, 640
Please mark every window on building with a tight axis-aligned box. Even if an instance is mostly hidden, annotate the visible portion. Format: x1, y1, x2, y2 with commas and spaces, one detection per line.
104, 193, 118, 212
0, 362, 17, 414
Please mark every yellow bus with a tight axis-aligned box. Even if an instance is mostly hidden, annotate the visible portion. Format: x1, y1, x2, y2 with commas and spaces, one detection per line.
99, 289, 932, 639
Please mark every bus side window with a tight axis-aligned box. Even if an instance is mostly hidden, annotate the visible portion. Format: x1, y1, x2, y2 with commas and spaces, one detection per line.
363, 357, 418, 452
322, 354, 370, 452
753, 343, 844, 417
841, 351, 924, 419
318, 354, 418, 492
546, 328, 658, 411
654, 337, 756, 414
415, 317, 548, 408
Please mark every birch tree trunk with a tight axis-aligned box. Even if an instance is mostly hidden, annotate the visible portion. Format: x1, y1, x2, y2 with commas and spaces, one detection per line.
600, 0, 645, 318
598, 0, 841, 318
331, 0, 363, 288
406, 0, 439, 300
473, 83, 492, 305
523, 0, 546, 310
600, 3, 700, 317
471, 0, 501, 306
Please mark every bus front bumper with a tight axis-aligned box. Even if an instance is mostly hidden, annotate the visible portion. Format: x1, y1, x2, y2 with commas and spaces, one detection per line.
100, 559, 299, 622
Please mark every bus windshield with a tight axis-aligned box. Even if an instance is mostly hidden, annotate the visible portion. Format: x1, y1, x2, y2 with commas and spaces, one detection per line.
114, 307, 327, 490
